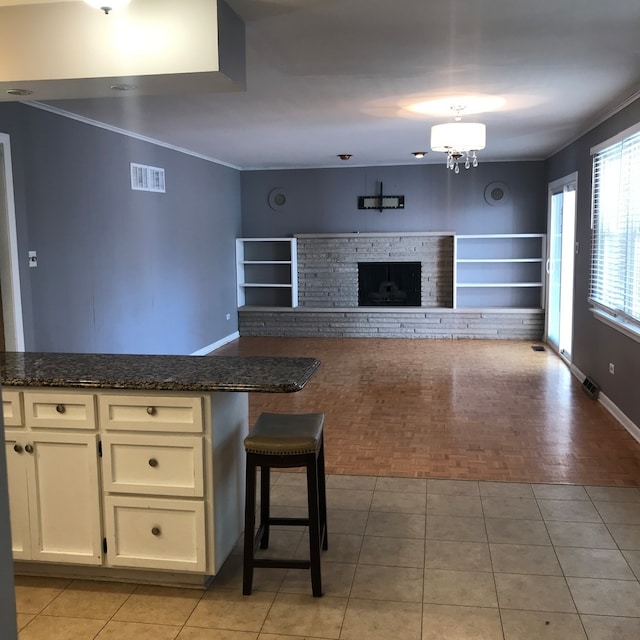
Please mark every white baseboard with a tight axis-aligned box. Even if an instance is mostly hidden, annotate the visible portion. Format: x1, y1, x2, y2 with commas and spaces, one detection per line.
190, 331, 240, 356
571, 364, 640, 446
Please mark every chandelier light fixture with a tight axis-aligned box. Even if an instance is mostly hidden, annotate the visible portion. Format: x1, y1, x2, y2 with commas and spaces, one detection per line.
430, 106, 486, 173
84, 0, 131, 14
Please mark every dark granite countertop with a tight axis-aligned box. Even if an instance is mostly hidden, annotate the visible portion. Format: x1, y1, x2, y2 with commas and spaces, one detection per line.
0, 352, 321, 393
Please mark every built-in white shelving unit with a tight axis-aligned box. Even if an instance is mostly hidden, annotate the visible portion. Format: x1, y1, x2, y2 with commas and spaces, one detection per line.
236, 238, 298, 308
454, 234, 546, 309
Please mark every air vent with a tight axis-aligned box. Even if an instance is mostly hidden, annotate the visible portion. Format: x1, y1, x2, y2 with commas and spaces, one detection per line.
582, 376, 599, 400
130, 163, 165, 193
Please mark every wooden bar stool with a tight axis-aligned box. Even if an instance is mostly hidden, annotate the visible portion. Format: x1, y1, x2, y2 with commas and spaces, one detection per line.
243, 412, 328, 597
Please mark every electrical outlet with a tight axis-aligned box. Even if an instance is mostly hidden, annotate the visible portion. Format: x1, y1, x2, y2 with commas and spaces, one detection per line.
226, 313, 231, 320
609, 362, 615, 375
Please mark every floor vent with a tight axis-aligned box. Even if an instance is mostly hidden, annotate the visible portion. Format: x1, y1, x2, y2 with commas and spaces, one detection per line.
582, 376, 600, 400
531, 345, 545, 352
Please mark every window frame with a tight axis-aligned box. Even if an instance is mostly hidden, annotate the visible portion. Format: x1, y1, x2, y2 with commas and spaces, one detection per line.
589, 121, 640, 344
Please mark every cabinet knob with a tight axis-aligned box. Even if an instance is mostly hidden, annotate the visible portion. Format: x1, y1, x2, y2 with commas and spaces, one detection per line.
56, 404, 66, 414
148, 458, 158, 468
146, 406, 156, 416
13, 444, 23, 453
25, 444, 34, 454
151, 527, 161, 536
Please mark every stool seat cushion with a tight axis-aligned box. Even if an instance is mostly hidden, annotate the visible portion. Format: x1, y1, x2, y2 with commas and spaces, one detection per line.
244, 412, 325, 455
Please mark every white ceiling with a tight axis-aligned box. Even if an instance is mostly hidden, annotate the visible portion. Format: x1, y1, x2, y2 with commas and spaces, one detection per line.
5, 0, 640, 169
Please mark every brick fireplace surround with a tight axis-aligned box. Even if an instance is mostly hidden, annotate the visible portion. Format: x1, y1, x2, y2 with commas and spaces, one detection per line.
238, 233, 544, 339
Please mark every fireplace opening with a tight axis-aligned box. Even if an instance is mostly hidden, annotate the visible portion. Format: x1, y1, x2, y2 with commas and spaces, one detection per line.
358, 262, 421, 306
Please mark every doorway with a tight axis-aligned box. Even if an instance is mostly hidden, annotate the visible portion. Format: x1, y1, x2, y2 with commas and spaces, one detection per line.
0, 133, 25, 352
546, 173, 577, 362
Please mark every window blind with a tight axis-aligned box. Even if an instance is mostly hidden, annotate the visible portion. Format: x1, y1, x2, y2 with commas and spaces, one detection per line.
590, 127, 640, 331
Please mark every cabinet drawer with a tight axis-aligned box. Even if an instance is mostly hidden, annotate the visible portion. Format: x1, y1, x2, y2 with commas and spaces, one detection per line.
99, 394, 203, 433
104, 496, 206, 572
24, 391, 96, 430
102, 434, 204, 497
2, 390, 23, 427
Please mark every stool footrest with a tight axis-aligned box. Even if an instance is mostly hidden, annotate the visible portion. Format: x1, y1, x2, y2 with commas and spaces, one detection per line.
269, 517, 309, 526
252, 558, 311, 570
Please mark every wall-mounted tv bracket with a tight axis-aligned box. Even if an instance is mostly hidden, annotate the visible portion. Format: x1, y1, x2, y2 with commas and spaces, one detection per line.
358, 182, 405, 212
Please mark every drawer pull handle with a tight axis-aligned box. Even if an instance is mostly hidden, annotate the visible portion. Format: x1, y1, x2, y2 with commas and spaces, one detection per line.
151, 527, 161, 536
148, 458, 158, 468
146, 406, 156, 416
13, 444, 23, 453
25, 444, 34, 454
56, 404, 66, 414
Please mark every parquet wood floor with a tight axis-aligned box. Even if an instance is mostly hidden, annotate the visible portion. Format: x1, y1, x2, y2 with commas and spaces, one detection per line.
214, 338, 640, 486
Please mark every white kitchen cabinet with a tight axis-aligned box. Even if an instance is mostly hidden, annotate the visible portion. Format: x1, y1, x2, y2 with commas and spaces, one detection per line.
5, 431, 102, 565
3, 386, 246, 582
98, 390, 246, 576
100, 392, 212, 573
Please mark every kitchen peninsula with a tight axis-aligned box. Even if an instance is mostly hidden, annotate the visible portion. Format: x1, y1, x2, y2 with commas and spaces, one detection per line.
0, 351, 320, 586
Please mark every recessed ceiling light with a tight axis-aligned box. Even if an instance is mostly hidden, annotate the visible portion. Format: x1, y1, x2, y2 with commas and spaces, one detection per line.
412, 151, 427, 158
338, 154, 352, 160
6, 88, 33, 96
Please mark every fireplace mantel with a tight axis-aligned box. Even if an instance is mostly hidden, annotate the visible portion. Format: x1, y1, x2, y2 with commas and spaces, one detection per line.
294, 232, 455, 239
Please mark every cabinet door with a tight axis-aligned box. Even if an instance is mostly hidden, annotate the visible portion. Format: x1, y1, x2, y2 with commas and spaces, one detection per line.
4, 434, 31, 560
27, 433, 103, 565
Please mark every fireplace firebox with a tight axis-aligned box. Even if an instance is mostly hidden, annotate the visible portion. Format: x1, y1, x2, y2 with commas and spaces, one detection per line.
358, 262, 421, 306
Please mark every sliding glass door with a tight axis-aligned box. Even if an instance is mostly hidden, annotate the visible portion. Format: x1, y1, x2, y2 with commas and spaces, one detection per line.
546, 173, 577, 361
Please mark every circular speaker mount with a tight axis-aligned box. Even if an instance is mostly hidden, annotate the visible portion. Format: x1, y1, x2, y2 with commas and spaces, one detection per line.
484, 181, 510, 206
268, 188, 287, 211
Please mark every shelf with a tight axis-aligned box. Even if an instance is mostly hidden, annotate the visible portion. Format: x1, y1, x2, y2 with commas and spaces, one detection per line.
240, 283, 293, 288
456, 233, 545, 239
457, 258, 542, 264
236, 238, 298, 308
457, 282, 543, 288
454, 234, 546, 309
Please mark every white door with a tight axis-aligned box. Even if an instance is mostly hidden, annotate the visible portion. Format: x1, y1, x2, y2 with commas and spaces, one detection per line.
546, 173, 577, 361
0, 134, 24, 351
26, 433, 103, 564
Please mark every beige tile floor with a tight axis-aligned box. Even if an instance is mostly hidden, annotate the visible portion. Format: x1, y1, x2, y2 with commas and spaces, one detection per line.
14, 473, 640, 640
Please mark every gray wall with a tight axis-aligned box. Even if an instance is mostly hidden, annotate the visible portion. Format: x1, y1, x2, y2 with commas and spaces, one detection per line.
241, 161, 547, 237
547, 96, 640, 428
0, 387, 18, 640
0, 104, 241, 355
